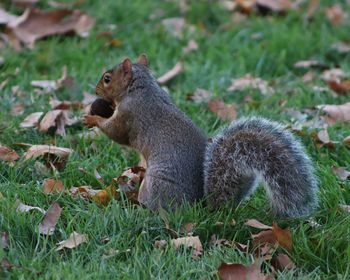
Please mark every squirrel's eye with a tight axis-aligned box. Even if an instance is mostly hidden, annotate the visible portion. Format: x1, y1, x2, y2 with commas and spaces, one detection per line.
104, 75, 112, 84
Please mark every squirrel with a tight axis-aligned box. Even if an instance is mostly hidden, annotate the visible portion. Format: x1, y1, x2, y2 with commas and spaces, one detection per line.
83, 54, 318, 218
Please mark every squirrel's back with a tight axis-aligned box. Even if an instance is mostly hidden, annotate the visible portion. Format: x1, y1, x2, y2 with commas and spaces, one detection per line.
204, 117, 318, 218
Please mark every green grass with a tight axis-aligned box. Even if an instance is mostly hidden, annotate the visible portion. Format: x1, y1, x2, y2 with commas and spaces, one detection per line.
1, 0, 350, 279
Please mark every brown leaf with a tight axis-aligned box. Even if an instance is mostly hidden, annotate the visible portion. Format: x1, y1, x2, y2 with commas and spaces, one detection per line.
38, 202, 62, 235
180, 222, 195, 234
331, 42, 350, 54
92, 186, 117, 206
43, 179, 64, 193
252, 230, 277, 248
227, 74, 273, 95
327, 80, 350, 95
56, 231, 88, 250
186, 88, 212, 103
16, 200, 46, 214
208, 99, 237, 121
343, 135, 350, 147
24, 144, 72, 160
31, 66, 74, 93
332, 166, 350, 181
113, 166, 145, 192
171, 236, 203, 259
50, 99, 83, 110
321, 68, 345, 83
20, 112, 43, 128
325, 5, 347, 26
210, 234, 233, 247
8, 9, 95, 47
69, 185, 101, 199
0, 8, 18, 25
1, 232, 9, 250
319, 102, 350, 124
245, 219, 272, 230
157, 62, 183, 85
272, 222, 292, 251
271, 253, 296, 271
11, 103, 25, 116
39, 109, 63, 132
154, 240, 168, 249
182, 39, 198, 54
0, 144, 19, 162
218, 261, 268, 280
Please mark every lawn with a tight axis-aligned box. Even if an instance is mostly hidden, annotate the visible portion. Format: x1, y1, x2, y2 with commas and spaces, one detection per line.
1, 0, 350, 279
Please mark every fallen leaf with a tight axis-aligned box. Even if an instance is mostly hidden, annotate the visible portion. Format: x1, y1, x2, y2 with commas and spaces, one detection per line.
227, 74, 273, 95
182, 39, 198, 54
113, 166, 145, 192
0, 8, 18, 25
210, 234, 233, 247
319, 102, 350, 124
11, 103, 25, 116
271, 253, 296, 271
24, 144, 72, 160
171, 236, 203, 259
38, 202, 62, 235
218, 261, 268, 280
154, 240, 168, 249
31, 66, 74, 93
339, 204, 350, 213
56, 231, 88, 250
1, 232, 9, 250
256, 0, 292, 14
305, 0, 319, 20
321, 68, 345, 83
157, 62, 183, 85
245, 219, 272, 230
327, 80, 350, 95
43, 179, 65, 193
20, 112, 43, 128
293, 60, 327, 69
16, 200, 46, 214
92, 186, 117, 206
0, 144, 20, 162
50, 99, 83, 110
343, 135, 350, 147
208, 99, 237, 121
325, 5, 347, 26
186, 88, 212, 103
69, 186, 101, 199
331, 42, 350, 54
332, 166, 350, 181
252, 230, 277, 248
272, 222, 292, 251
8, 8, 95, 47
180, 222, 195, 234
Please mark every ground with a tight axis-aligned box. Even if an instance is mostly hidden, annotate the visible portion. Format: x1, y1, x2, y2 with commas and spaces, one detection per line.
1, 0, 350, 279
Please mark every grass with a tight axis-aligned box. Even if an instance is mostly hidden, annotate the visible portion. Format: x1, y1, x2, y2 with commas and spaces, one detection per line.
1, 0, 350, 279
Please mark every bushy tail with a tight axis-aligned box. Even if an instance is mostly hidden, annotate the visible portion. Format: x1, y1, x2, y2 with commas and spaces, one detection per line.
203, 117, 318, 218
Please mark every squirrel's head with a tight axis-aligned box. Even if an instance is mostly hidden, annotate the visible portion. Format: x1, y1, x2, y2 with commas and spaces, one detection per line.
95, 54, 149, 102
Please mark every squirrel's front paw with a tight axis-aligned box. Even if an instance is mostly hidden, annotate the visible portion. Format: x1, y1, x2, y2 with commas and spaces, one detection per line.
83, 115, 101, 128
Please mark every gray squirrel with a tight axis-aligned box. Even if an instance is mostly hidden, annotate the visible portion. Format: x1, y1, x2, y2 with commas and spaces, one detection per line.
83, 54, 318, 218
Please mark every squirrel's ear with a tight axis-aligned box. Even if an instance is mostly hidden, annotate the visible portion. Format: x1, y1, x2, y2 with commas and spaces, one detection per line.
137, 54, 149, 67
122, 58, 132, 74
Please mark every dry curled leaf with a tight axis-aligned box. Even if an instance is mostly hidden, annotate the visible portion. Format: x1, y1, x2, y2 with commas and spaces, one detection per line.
171, 236, 203, 259
208, 99, 237, 121
8, 8, 95, 47
56, 231, 88, 250
325, 5, 347, 26
218, 261, 268, 280
0, 144, 19, 162
319, 102, 350, 124
154, 240, 168, 249
180, 222, 195, 234
20, 112, 43, 128
293, 60, 326, 69
327, 80, 350, 95
321, 68, 345, 83
113, 166, 145, 192
272, 222, 292, 251
331, 42, 350, 54
157, 62, 183, 85
69, 185, 101, 198
227, 74, 273, 95
38, 109, 79, 136
38, 202, 62, 235
50, 99, 83, 110
31, 66, 74, 93
43, 179, 64, 193
186, 88, 212, 103
16, 200, 46, 214
332, 166, 350, 181
271, 253, 296, 271
314, 129, 337, 148
182, 39, 198, 54
245, 219, 272, 230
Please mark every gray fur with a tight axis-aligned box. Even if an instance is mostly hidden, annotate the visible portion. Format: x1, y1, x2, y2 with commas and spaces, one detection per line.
204, 117, 318, 218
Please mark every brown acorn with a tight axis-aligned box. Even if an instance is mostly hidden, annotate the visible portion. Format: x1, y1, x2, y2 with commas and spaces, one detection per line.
90, 98, 114, 118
